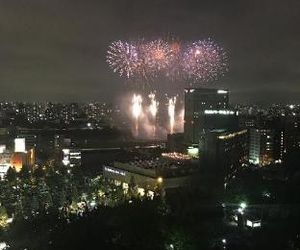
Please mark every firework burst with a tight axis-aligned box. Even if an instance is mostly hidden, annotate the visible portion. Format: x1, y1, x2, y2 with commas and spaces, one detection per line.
142, 39, 174, 74
182, 39, 228, 82
166, 39, 183, 80
106, 40, 140, 78
106, 37, 228, 84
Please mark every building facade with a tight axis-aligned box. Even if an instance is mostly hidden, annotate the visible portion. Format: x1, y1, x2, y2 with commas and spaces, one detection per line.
249, 128, 274, 166
184, 88, 238, 144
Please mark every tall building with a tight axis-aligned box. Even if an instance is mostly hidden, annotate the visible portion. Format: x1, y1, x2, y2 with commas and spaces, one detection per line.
184, 88, 238, 145
284, 116, 300, 153
183, 87, 247, 195
249, 128, 274, 166
201, 129, 248, 183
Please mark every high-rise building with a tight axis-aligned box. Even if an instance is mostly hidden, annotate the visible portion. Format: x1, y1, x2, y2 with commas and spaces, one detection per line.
183, 87, 248, 195
284, 116, 300, 152
184, 88, 238, 144
249, 128, 274, 166
201, 129, 248, 183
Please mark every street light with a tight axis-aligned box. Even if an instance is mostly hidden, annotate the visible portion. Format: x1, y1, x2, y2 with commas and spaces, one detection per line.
221, 238, 227, 249
157, 177, 163, 184
238, 207, 244, 215
240, 202, 247, 209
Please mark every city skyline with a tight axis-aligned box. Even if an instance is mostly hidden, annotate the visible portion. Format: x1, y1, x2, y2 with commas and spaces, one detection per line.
1, 1, 300, 249
0, 0, 300, 103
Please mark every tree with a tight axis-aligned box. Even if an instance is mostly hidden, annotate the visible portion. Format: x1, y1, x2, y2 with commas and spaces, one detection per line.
165, 228, 197, 250
0, 206, 8, 229
33, 166, 45, 179
18, 165, 31, 179
6, 167, 17, 183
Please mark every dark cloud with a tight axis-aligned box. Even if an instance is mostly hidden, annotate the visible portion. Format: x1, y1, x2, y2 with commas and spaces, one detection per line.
0, 0, 299, 103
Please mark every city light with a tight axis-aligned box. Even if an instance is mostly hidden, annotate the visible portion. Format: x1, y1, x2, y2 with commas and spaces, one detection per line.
238, 208, 244, 214
218, 130, 247, 140
0, 242, 8, 250
240, 202, 247, 209
187, 146, 199, 158
2, 1, 299, 249
204, 109, 235, 115
0, 145, 6, 154
161, 152, 192, 160
246, 220, 261, 228
14, 138, 26, 153
104, 166, 126, 176
157, 177, 163, 184
217, 90, 228, 94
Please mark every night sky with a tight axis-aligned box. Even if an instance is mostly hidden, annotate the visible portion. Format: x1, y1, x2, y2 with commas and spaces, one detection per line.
0, 0, 299, 104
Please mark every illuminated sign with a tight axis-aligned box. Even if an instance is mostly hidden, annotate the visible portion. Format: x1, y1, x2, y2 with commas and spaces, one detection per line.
204, 110, 235, 115
62, 149, 81, 166
217, 90, 228, 94
14, 138, 26, 153
62, 149, 70, 166
0, 164, 10, 179
62, 158, 70, 166
253, 222, 261, 227
218, 129, 247, 140
104, 166, 126, 176
162, 152, 192, 160
187, 147, 199, 158
184, 89, 195, 93
0, 145, 6, 154
62, 149, 70, 154
246, 220, 261, 228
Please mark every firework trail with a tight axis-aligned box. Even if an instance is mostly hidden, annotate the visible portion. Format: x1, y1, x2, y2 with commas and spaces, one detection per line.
168, 97, 176, 134
132, 94, 143, 136
148, 92, 159, 137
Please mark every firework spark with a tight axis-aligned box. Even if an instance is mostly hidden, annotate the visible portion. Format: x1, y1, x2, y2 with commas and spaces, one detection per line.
132, 94, 143, 136
142, 39, 174, 73
182, 39, 228, 82
148, 92, 159, 137
106, 40, 140, 78
106, 38, 228, 83
148, 92, 159, 118
166, 39, 183, 80
168, 97, 176, 134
